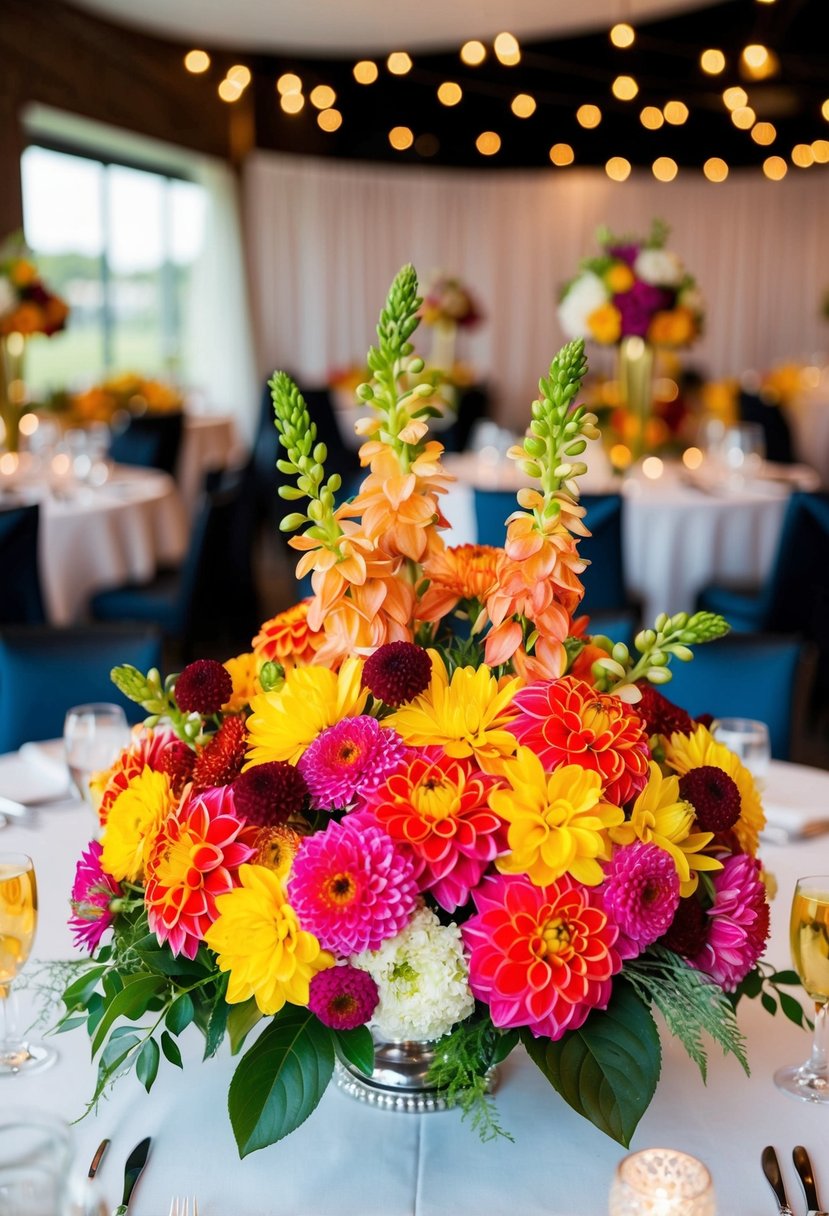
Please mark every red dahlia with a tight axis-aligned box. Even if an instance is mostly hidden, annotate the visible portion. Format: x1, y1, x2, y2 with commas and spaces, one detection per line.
634, 682, 694, 739
192, 715, 247, 791
660, 894, 709, 958
175, 659, 233, 715
157, 740, 197, 795
362, 642, 433, 706
679, 765, 742, 832
233, 761, 309, 826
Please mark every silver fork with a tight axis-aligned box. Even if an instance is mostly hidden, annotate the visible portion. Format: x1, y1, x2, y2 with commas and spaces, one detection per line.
167, 1200, 199, 1216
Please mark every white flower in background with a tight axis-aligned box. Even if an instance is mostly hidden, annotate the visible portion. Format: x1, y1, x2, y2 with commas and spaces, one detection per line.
0, 275, 16, 319
557, 270, 608, 339
353, 905, 474, 1041
678, 283, 704, 317
634, 247, 684, 288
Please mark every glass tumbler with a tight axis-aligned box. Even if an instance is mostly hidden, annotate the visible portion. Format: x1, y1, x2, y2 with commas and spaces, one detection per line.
0, 1108, 72, 1216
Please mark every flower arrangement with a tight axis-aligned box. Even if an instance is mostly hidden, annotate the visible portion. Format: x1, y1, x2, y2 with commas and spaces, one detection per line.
419, 273, 483, 330
69, 373, 184, 425
57, 266, 801, 1158
558, 220, 703, 349
0, 237, 69, 338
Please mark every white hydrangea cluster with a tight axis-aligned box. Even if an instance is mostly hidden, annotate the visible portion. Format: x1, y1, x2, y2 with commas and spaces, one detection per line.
353, 905, 475, 1041
633, 246, 684, 288
557, 269, 607, 339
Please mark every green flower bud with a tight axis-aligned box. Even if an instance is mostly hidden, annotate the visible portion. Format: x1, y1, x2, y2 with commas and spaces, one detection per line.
646, 667, 673, 684
279, 512, 307, 532
611, 642, 630, 663
259, 661, 284, 692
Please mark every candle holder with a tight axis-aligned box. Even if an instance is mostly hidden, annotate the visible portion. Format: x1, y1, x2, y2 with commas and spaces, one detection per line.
609, 1148, 716, 1215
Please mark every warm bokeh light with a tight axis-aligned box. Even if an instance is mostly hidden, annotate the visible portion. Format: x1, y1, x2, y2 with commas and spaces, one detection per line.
184, 50, 210, 74
640, 106, 664, 130
812, 139, 829, 163
387, 52, 413, 75
228, 65, 251, 87
606, 156, 632, 181
751, 121, 776, 145
280, 91, 305, 113
577, 104, 602, 128
437, 81, 462, 106
415, 133, 440, 156
460, 40, 487, 66
682, 446, 704, 470
511, 93, 536, 118
610, 444, 633, 470
310, 84, 336, 109
18, 413, 38, 437
549, 143, 574, 165
494, 32, 521, 65
642, 456, 664, 480
353, 60, 378, 84
663, 100, 689, 125
277, 73, 303, 95
612, 75, 639, 100
700, 48, 725, 74
389, 126, 414, 150
792, 143, 815, 167
723, 86, 748, 110
652, 157, 678, 181
743, 44, 769, 69
823, 99, 829, 121
218, 78, 243, 102
763, 155, 787, 180
703, 157, 729, 181
731, 106, 756, 129
610, 23, 635, 47
476, 130, 502, 155
317, 108, 342, 132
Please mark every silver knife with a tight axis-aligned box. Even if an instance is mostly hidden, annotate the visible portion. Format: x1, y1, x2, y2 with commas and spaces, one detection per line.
111, 1137, 151, 1216
762, 1146, 795, 1215
793, 1145, 828, 1216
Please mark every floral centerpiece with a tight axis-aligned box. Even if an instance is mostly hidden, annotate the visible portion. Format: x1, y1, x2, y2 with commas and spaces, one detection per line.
68, 373, 184, 425
418, 271, 483, 372
0, 235, 69, 452
57, 266, 800, 1158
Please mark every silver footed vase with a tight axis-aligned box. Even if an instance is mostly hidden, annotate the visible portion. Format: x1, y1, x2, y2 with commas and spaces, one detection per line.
335, 1030, 497, 1113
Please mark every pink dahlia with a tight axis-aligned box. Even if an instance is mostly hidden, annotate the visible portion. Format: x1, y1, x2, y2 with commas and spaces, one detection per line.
508, 676, 650, 806
297, 715, 409, 809
462, 872, 622, 1039
603, 842, 681, 960
69, 840, 122, 952
360, 750, 505, 912
308, 964, 379, 1029
687, 853, 770, 991
145, 784, 256, 959
287, 818, 418, 955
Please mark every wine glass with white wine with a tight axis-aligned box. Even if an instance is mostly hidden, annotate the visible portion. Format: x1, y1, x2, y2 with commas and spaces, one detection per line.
0, 852, 57, 1074
774, 874, 829, 1102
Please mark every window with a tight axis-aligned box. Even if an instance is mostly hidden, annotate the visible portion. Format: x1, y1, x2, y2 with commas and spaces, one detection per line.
21, 145, 206, 394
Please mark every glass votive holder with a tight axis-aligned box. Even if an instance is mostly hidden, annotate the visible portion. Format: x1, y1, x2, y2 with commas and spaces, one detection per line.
609, 1148, 716, 1215
0, 1107, 73, 1216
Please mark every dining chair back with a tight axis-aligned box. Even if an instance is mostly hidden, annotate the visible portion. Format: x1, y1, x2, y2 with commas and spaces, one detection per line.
0, 623, 162, 751
664, 633, 806, 760
0, 504, 46, 625
108, 411, 184, 476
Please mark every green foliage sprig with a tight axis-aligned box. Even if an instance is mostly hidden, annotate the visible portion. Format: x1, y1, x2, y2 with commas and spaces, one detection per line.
269, 371, 344, 552
426, 1010, 517, 1142
109, 665, 207, 745
731, 961, 812, 1030
588, 611, 730, 700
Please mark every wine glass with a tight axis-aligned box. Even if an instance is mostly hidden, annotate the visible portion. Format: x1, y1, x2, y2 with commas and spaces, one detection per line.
0, 853, 57, 1075
774, 874, 829, 1102
608, 1148, 716, 1214
711, 717, 770, 782
63, 703, 130, 810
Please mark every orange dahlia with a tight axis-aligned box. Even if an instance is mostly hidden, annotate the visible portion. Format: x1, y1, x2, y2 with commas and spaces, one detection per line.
94, 726, 177, 827
417, 544, 501, 623
509, 676, 650, 806
252, 601, 324, 669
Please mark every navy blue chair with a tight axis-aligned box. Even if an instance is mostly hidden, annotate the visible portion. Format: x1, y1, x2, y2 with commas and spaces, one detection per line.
108, 411, 184, 477
0, 624, 162, 751
738, 389, 795, 465
665, 633, 805, 760
0, 504, 46, 625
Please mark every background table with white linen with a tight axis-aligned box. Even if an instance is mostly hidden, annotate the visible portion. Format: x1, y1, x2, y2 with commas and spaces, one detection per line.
2, 747, 829, 1216
178, 414, 241, 515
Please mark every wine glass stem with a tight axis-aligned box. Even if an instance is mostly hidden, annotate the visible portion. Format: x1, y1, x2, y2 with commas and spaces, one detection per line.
807, 1001, 829, 1075
0, 981, 23, 1054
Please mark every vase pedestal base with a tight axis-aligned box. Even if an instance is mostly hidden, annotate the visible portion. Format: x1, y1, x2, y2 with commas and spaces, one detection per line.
335, 1036, 498, 1113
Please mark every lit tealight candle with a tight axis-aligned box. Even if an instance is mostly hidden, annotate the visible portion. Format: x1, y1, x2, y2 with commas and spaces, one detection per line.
609, 1148, 716, 1215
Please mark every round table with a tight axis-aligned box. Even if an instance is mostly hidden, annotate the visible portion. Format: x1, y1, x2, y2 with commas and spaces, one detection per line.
178, 414, 241, 514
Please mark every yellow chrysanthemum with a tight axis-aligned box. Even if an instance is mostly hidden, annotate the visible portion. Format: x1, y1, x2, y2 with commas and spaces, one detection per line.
665, 725, 764, 856
609, 761, 722, 896
100, 767, 176, 884
386, 651, 520, 774
204, 864, 333, 1015
605, 263, 635, 294
587, 302, 622, 345
223, 652, 262, 713
244, 656, 368, 767
494, 748, 624, 886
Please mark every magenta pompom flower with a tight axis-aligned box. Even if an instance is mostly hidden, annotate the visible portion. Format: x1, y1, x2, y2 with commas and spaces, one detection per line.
297, 715, 409, 809
287, 818, 418, 955
686, 853, 770, 991
603, 842, 681, 960
69, 841, 122, 952
462, 872, 622, 1040
308, 964, 379, 1029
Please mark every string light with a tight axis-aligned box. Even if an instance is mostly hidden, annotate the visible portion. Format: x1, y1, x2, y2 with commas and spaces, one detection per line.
704, 157, 729, 181
612, 76, 639, 100
387, 52, 412, 75
280, 92, 304, 113
277, 73, 302, 95
640, 106, 664, 129
218, 78, 243, 102
389, 125, 414, 149
460, 40, 487, 65
813, 139, 829, 163
731, 106, 756, 129
652, 156, 678, 181
476, 130, 502, 155
751, 121, 776, 144
228, 65, 251, 87
317, 109, 342, 131
763, 155, 787, 179
700, 48, 725, 74
549, 143, 574, 165
792, 143, 815, 167
577, 104, 602, 128
723, 86, 748, 110
606, 156, 632, 180
822, 99, 829, 121
184, 50, 210, 74
511, 94, 536, 117
494, 33, 520, 66
663, 100, 689, 124
610, 23, 635, 47
437, 82, 462, 106
310, 85, 336, 109
742, 44, 769, 69
353, 61, 378, 84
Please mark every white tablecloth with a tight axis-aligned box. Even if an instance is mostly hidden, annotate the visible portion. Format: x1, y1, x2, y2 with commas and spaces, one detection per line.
178, 415, 240, 514
2, 750, 829, 1215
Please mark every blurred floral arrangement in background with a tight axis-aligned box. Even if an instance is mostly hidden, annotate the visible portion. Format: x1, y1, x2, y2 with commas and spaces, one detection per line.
558, 220, 703, 349
53, 266, 801, 1161
46, 373, 185, 426
0, 235, 70, 338
419, 273, 484, 330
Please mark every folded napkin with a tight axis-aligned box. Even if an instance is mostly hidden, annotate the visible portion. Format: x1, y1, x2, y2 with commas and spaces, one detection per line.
762, 800, 823, 843
0, 740, 71, 805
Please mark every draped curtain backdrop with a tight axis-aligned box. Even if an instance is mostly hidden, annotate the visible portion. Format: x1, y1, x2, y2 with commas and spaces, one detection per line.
245, 150, 829, 429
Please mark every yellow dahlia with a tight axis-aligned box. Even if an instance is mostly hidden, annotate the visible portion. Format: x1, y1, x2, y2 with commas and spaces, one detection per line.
386, 651, 520, 774
494, 748, 624, 887
100, 767, 176, 884
204, 864, 333, 1015
609, 762, 722, 896
665, 725, 765, 856
244, 656, 368, 767
223, 652, 262, 713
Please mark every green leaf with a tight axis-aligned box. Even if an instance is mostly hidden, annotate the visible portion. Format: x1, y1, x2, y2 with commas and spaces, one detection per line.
780, 991, 810, 1028
333, 1026, 374, 1075
492, 1028, 519, 1065
770, 970, 801, 986
202, 992, 230, 1059
136, 1037, 160, 1092
228, 1008, 334, 1156
521, 983, 661, 1147
166, 993, 195, 1036
90, 975, 165, 1057
160, 1030, 183, 1069
62, 965, 107, 1012
761, 991, 777, 1017
134, 936, 209, 978
227, 998, 264, 1056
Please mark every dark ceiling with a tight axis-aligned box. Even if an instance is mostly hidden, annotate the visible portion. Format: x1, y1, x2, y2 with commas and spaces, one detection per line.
221, 0, 828, 172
